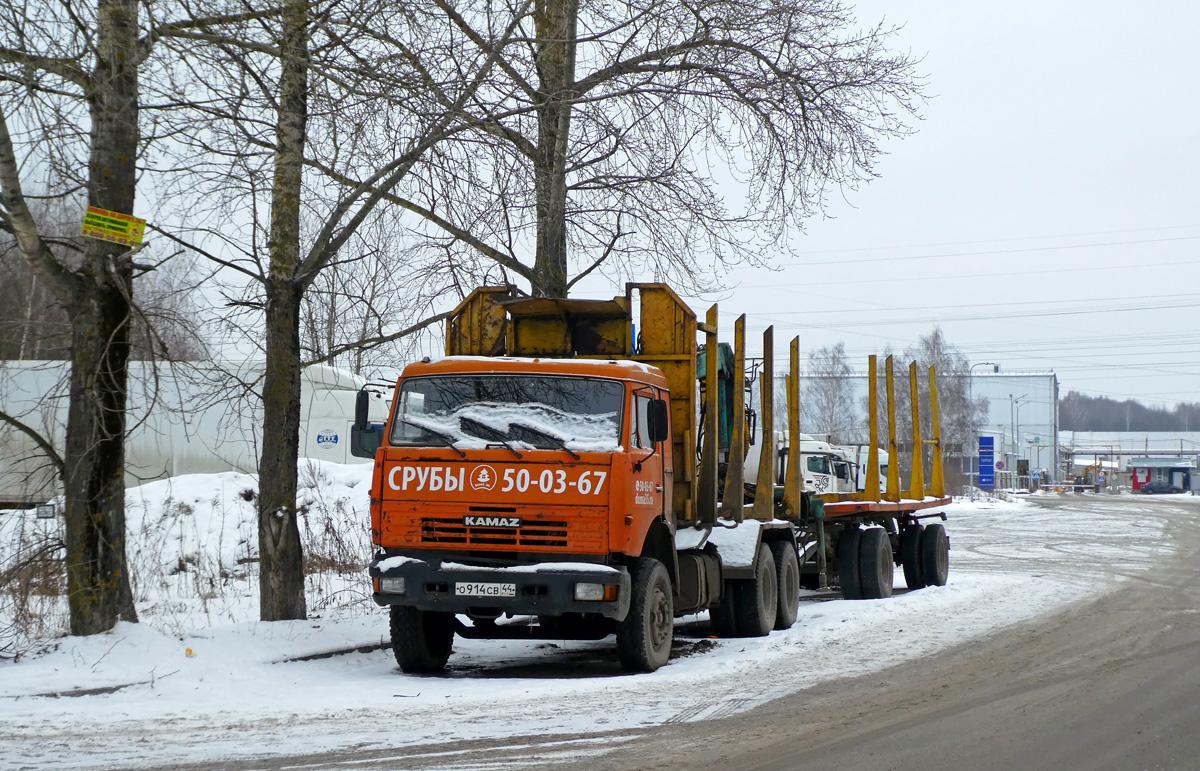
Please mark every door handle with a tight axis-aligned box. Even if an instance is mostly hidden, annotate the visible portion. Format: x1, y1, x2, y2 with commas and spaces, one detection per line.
655, 485, 663, 492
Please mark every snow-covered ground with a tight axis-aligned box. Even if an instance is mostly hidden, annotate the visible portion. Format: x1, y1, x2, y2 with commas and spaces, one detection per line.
0, 466, 1181, 770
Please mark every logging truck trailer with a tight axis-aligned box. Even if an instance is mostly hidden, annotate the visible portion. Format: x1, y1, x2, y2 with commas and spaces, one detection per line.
352, 284, 951, 674
797, 354, 953, 599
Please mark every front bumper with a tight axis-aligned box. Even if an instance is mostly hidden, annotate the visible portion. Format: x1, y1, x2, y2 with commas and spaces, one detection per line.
370, 554, 632, 620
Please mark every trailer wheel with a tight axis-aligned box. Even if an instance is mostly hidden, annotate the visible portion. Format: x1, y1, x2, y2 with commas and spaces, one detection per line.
616, 558, 674, 672
920, 524, 950, 587
838, 527, 863, 600
734, 543, 778, 636
858, 527, 894, 599
900, 524, 926, 590
771, 540, 800, 630
390, 605, 454, 674
709, 583, 740, 638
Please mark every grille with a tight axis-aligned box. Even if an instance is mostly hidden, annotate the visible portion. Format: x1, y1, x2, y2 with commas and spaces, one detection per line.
420, 517, 570, 548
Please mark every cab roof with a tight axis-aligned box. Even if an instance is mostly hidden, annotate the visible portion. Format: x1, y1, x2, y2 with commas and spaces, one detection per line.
400, 355, 669, 388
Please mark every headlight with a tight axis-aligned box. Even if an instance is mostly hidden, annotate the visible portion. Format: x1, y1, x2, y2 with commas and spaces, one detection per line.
380, 577, 406, 594
574, 582, 605, 601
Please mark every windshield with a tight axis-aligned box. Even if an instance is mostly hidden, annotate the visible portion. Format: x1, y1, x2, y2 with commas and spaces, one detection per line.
807, 455, 831, 475
390, 374, 625, 452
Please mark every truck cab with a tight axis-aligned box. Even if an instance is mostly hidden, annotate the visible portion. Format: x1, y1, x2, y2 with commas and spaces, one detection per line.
369, 356, 671, 627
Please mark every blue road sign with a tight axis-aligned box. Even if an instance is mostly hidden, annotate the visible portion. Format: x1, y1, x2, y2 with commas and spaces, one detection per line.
979, 436, 995, 490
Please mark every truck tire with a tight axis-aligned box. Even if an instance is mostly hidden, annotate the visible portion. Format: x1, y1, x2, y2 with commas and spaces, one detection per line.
771, 540, 800, 630
390, 605, 454, 674
858, 527, 894, 599
899, 523, 926, 590
709, 583, 740, 638
616, 558, 674, 672
920, 523, 950, 587
838, 527, 863, 600
734, 543, 778, 636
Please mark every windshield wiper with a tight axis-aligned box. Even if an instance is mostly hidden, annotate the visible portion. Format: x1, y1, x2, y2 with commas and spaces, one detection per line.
509, 422, 581, 461
458, 416, 523, 459
399, 417, 466, 458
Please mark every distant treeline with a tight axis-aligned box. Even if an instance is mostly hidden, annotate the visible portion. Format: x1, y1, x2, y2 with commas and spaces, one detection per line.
1060, 392, 1200, 432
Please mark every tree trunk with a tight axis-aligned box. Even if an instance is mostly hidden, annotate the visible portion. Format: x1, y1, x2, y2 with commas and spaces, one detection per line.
63, 279, 137, 634
531, 0, 577, 298
257, 0, 310, 621
63, 0, 141, 634
258, 278, 307, 620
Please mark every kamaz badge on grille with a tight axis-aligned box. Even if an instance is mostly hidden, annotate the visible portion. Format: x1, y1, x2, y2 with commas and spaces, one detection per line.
463, 515, 522, 528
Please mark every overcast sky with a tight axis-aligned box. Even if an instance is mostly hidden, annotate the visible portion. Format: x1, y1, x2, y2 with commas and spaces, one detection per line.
683, 1, 1200, 409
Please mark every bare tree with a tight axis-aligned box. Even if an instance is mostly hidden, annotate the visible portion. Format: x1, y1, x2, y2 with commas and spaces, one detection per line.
0, 0, 142, 634
379, 0, 925, 298
804, 342, 857, 443
0, 0, 269, 634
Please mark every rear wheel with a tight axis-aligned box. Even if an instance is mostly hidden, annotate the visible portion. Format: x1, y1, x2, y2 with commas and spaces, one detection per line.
390, 606, 455, 674
920, 523, 950, 587
616, 558, 674, 672
734, 543, 778, 636
899, 523, 926, 590
771, 540, 800, 630
858, 527, 894, 599
838, 527, 863, 600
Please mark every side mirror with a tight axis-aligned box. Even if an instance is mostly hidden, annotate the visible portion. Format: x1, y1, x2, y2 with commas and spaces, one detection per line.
350, 424, 383, 458
649, 399, 670, 444
354, 389, 371, 431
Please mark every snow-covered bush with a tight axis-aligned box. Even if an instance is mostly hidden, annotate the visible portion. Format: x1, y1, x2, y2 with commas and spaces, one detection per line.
0, 459, 374, 658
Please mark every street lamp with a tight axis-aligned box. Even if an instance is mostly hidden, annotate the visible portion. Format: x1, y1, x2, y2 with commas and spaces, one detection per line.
1009, 393, 1029, 470
1015, 397, 1033, 471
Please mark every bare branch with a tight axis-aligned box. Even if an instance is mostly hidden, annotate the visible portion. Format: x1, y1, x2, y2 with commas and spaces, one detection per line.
0, 107, 81, 303
0, 408, 65, 478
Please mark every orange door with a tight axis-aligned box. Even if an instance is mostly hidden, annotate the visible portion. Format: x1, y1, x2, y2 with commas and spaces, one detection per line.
629, 390, 666, 519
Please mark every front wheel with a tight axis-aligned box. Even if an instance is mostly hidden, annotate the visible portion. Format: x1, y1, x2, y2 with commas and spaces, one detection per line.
616, 558, 674, 672
390, 606, 455, 674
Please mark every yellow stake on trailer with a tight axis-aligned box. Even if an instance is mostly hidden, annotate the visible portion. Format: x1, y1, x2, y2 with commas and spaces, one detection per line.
751, 326, 775, 521
719, 315, 747, 523
906, 361, 925, 500
885, 356, 901, 503
927, 365, 946, 498
857, 354, 883, 502
784, 336, 804, 518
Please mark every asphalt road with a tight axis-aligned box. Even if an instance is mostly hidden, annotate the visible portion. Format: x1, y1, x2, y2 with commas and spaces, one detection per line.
174, 495, 1200, 771
587, 494, 1200, 771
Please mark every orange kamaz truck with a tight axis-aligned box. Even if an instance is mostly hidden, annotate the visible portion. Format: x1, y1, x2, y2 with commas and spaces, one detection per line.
352, 284, 951, 673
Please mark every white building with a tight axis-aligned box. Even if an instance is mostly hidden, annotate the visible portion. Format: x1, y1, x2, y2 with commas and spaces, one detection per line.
0, 360, 388, 506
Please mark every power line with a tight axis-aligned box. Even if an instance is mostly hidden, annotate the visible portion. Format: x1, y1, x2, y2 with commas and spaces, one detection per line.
769, 234, 1200, 268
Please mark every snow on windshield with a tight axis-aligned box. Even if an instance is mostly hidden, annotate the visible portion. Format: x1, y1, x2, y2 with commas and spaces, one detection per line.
390, 375, 624, 453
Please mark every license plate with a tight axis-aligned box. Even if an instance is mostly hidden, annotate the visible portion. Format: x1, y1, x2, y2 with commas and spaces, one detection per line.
455, 582, 516, 598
